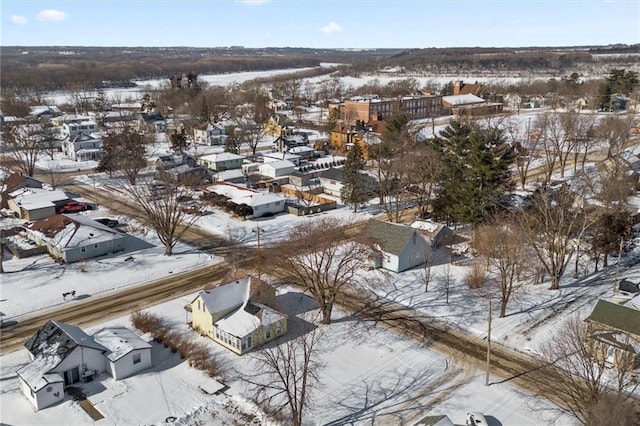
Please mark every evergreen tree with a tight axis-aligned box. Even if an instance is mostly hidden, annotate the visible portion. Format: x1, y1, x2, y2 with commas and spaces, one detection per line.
597, 69, 639, 110
169, 125, 189, 153
97, 127, 147, 185
340, 142, 370, 212
432, 121, 514, 224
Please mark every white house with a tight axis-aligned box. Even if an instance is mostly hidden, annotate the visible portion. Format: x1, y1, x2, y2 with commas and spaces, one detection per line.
61, 119, 99, 139
24, 214, 126, 264
17, 320, 151, 411
362, 219, 431, 273
199, 152, 245, 171
63, 133, 103, 161
258, 160, 296, 179
194, 122, 226, 145
231, 192, 286, 219
262, 152, 301, 166
318, 167, 344, 197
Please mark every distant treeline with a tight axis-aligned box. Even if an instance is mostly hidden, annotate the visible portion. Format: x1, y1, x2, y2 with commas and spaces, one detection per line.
0, 46, 396, 92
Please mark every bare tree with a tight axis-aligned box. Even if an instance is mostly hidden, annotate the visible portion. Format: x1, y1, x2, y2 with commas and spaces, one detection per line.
272, 217, 371, 324
97, 127, 148, 185
127, 175, 199, 256
519, 185, 584, 290
472, 215, 528, 317
598, 115, 635, 159
5, 121, 48, 177
243, 318, 324, 426
236, 87, 271, 159
533, 316, 639, 425
405, 144, 443, 218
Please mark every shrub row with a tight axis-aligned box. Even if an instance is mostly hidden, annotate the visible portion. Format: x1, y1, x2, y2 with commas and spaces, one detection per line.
130, 311, 220, 377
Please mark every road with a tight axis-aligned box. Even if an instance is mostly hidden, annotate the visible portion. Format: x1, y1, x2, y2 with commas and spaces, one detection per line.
1, 165, 625, 419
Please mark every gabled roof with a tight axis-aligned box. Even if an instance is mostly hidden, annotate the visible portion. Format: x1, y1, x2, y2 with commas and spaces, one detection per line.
92, 327, 152, 362
2, 173, 42, 193
585, 299, 640, 336
362, 219, 421, 256
258, 159, 296, 170
25, 320, 106, 358
194, 276, 274, 315
215, 302, 286, 339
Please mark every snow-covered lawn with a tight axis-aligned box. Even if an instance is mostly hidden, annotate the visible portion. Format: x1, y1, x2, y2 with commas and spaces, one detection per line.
0, 289, 570, 425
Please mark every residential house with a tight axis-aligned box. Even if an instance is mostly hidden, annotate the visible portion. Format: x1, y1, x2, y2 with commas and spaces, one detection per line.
318, 167, 377, 198
24, 214, 126, 263
212, 169, 246, 184
189, 276, 287, 355
411, 220, 454, 248
231, 192, 286, 219
262, 152, 302, 166
29, 106, 61, 120
193, 122, 226, 146
288, 145, 316, 161
264, 115, 295, 138
362, 219, 431, 273
7, 188, 69, 220
63, 133, 103, 161
17, 320, 151, 411
318, 167, 345, 197
155, 153, 208, 183
258, 160, 296, 179
1, 173, 43, 209
584, 299, 640, 370
273, 134, 308, 152
60, 119, 99, 140
199, 152, 245, 172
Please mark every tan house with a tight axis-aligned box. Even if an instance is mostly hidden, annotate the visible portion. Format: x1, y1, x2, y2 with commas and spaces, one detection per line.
189, 276, 287, 355
584, 299, 640, 371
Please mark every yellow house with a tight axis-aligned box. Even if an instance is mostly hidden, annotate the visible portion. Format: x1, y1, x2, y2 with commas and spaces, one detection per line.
190, 276, 287, 355
264, 115, 296, 138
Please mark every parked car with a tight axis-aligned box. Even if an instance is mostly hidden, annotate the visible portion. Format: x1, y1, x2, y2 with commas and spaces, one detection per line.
58, 201, 87, 213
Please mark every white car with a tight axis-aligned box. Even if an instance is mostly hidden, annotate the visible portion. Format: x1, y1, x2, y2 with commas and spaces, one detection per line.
466, 412, 488, 426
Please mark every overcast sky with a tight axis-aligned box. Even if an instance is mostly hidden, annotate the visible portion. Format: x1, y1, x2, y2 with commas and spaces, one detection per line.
2, 0, 639, 49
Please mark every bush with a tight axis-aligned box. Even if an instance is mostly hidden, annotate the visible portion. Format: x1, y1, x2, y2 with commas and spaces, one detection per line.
130, 311, 162, 334
465, 263, 487, 289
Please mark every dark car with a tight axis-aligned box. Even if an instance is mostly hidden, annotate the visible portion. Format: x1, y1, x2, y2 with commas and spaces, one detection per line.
58, 201, 87, 213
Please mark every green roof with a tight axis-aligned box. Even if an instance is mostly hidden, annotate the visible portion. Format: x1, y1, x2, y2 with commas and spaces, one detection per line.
585, 299, 640, 336
362, 219, 418, 256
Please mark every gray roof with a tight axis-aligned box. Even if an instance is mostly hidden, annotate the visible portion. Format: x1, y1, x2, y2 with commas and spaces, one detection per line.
362, 219, 419, 256
25, 320, 106, 356
319, 167, 343, 182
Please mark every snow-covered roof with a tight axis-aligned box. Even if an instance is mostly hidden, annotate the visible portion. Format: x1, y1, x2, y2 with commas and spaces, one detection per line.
196, 277, 252, 316
258, 159, 296, 170
411, 220, 441, 234
289, 146, 314, 154
231, 192, 284, 207
25, 214, 125, 250
53, 320, 107, 351
9, 188, 68, 210
262, 153, 300, 163
17, 343, 64, 392
216, 302, 286, 338
443, 94, 486, 106
200, 152, 245, 162
215, 169, 245, 181
92, 327, 152, 362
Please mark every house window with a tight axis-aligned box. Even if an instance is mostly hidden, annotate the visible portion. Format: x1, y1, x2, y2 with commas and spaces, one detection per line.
81, 247, 86, 253
275, 322, 282, 335
107, 240, 113, 247
246, 336, 252, 349
197, 300, 200, 311
94, 244, 98, 249
266, 329, 271, 339
133, 353, 141, 365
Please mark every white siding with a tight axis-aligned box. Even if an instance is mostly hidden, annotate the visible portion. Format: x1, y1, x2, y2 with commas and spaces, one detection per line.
109, 348, 152, 380
52, 347, 106, 379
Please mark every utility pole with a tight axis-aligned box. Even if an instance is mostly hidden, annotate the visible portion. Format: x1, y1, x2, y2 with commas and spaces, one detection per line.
486, 299, 492, 386
253, 225, 262, 281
